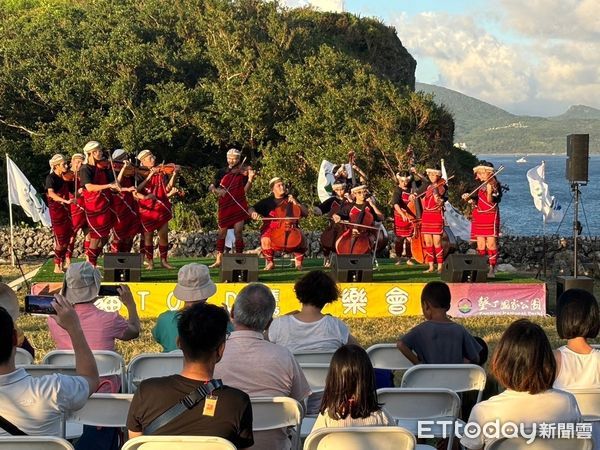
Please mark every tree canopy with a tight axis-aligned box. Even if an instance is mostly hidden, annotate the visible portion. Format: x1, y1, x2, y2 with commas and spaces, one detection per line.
0, 0, 476, 228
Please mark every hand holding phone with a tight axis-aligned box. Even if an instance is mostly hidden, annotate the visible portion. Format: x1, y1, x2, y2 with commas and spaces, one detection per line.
25, 295, 57, 315
98, 285, 120, 296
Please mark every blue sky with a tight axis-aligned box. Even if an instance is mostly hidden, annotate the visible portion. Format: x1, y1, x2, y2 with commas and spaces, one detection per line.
284, 0, 600, 117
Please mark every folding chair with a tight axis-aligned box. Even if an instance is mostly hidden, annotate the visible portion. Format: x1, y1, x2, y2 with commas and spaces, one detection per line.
303, 426, 417, 450
293, 352, 335, 364
64, 393, 134, 439
401, 364, 487, 403
299, 363, 330, 437
377, 387, 460, 450
251, 397, 304, 450
43, 350, 126, 391
0, 436, 74, 449
487, 436, 593, 449
126, 352, 184, 393
366, 343, 414, 371
569, 389, 600, 421
122, 435, 237, 449
15, 347, 33, 365
20, 364, 77, 377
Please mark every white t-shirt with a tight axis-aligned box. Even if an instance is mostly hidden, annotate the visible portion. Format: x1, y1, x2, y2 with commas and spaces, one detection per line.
554, 346, 600, 390
0, 368, 90, 436
460, 389, 582, 449
268, 314, 350, 353
312, 408, 394, 432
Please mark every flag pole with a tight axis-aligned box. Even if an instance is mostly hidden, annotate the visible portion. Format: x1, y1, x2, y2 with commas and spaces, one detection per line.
542, 213, 547, 279
6, 154, 15, 266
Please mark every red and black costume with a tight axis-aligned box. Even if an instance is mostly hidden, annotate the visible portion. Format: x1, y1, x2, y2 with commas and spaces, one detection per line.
420, 181, 447, 265
317, 195, 348, 258
137, 172, 172, 261
66, 172, 87, 260
80, 164, 115, 264
392, 186, 415, 259
111, 174, 141, 253
253, 195, 307, 265
214, 167, 249, 254
45, 173, 73, 266
471, 183, 501, 267
336, 202, 380, 253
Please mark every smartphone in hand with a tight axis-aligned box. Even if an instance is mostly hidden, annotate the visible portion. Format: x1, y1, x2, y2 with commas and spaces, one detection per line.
25, 295, 57, 315
98, 285, 120, 296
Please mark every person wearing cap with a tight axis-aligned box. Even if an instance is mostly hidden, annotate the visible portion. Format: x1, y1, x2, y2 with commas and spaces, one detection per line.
80, 141, 119, 266
314, 181, 351, 267
462, 161, 502, 277
110, 149, 143, 253
136, 149, 179, 270
420, 166, 448, 273
0, 295, 99, 436
392, 170, 418, 265
152, 263, 229, 352
208, 148, 256, 268
249, 177, 309, 270
0, 283, 34, 358
48, 262, 140, 376
45, 154, 74, 273
66, 153, 88, 266
332, 184, 385, 254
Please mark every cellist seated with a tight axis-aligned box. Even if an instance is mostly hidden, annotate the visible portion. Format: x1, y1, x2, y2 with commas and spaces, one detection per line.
249, 177, 309, 271
332, 185, 385, 255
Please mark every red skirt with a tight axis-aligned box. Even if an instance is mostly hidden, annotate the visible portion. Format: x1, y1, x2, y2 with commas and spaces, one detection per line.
112, 192, 141, 240
471, 208, 500, 238
49, 204, 72, 246
421, 209, 444, 235
70, 197, 87, 231
393, 212, 414, 238
84, 191, 115, 239
218, 173, 248, 228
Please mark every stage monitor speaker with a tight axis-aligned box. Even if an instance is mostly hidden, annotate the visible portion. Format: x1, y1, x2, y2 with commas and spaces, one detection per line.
220, 254, 259, 283
556, 276, 594, 300
104, 252, 142, 282
330, 254, 373, 282
566, 134, 589, 183
440, 254, 488, 283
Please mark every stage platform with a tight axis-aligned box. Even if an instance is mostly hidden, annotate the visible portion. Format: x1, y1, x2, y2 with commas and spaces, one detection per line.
32, 258, 546, 319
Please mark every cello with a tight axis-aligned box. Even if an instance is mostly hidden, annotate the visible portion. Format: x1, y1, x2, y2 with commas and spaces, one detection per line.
335, 205, 375, 255
268, 195, 305, 252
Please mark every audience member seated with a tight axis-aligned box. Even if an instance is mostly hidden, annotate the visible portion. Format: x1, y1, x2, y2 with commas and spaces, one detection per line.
0, 296, 99, 436
214, 283, 311, 450
312, 344, 393, 432
0, 282, 35, 358
397, 281, 481, 364
48, 261, 140, 351
554, 289, 600, 450
153, 263, 220, 352
461, 319, 582, 450
268, 270, 358, 353
127, 302, 253, 448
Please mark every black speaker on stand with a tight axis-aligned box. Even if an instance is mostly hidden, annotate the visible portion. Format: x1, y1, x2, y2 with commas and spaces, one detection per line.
220, 254, 259, 282
330, 254, 373, 282
440, 254, 488, 283
104, 253, 142, 282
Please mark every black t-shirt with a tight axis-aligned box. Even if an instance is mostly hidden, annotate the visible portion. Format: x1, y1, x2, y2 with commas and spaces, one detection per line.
127, 375, 253, 448
44, 173, 66, 193
338, 202, 378, 221
318, 196, 345, 215
253, 195, 282, 217
79, 164, 114, 186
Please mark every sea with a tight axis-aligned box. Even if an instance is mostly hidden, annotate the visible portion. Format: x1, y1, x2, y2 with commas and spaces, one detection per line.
482, 155, 600, 237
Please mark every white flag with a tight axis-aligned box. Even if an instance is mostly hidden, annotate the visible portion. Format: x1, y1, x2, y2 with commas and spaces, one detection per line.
440, 159, 472, 240
317, 159, 352, 202
6, 155, 51, 227
526, 161, 562, 222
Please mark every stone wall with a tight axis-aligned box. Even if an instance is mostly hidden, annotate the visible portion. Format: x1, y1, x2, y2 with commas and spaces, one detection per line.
1, 226, 598, 277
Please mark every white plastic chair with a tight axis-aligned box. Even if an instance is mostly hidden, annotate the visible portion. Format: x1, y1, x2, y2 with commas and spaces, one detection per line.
0, 436, 74, 449
487, 436, 593, 449
303, 426, 416, 450
122, 435, 237, 449
377, 388, 461, 450
569, 389, 600, 421
20, 364, 78, 377
126, 352, 184, 393
251, 396, 304, 450
43, 350, 126, 391
64, 393, 134, 439
294, 352, 335, 364
15, 347, 33, 365
366, 343, 414, 371
299, 362, 330, 436
401, 364, 487, 403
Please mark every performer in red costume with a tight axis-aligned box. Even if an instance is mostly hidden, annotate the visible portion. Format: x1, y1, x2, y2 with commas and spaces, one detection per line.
392, 171, 417, 265
463, 161, 502, 278
420, 166, 447, 273
65, 153, 87, 266
136, 149, 179, 270
45, 154, 73, 273
208, 148, 256, 268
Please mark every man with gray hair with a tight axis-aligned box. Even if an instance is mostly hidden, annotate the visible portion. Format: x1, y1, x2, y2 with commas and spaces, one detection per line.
214, 283, 310, 450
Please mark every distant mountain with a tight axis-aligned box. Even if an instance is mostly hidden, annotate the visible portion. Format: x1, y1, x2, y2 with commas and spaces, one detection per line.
416, 82, 600, 154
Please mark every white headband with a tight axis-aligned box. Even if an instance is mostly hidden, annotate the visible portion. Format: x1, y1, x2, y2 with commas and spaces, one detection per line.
426, 168, 442, 176
83, 141, 101, 154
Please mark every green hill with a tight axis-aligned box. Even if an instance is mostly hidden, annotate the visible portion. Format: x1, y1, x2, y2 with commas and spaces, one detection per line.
416, 82, 600, 154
